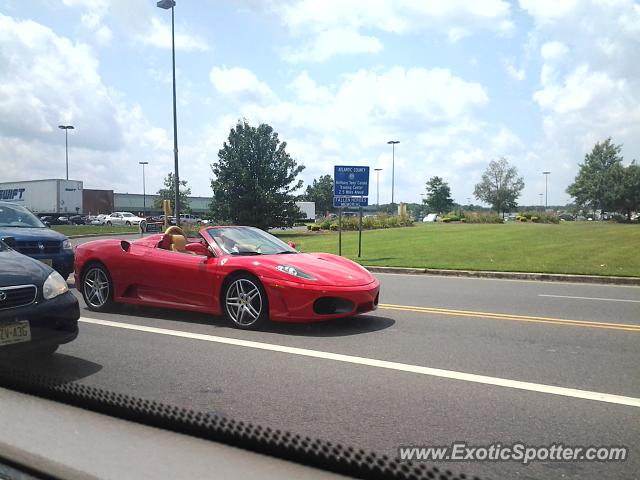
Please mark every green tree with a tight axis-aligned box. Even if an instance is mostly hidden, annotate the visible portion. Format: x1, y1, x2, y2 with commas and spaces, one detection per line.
423, 176, 453, 213
210, 120, 305, 229
567, 138, 625, 217
473, 157, 525, 217
154, 172, 191, 214
618, 161, 640, 221
303, 174, 334, 216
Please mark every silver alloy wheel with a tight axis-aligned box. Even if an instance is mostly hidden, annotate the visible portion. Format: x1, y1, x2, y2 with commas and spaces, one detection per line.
225, 278, 263, 326
83, 267, 110, 308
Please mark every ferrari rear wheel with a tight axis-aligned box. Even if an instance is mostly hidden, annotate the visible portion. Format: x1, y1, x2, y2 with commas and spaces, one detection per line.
223, 274, 268, 330
82, 263, 114, 312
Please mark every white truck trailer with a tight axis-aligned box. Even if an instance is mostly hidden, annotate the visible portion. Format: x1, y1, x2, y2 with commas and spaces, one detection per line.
295, 201, 316, 221
0, 179, 83, 214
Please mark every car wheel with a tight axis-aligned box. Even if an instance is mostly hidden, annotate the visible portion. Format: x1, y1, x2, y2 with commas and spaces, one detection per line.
81, 263, 114, 312
106, 221, 112, 226
223, 274, 268, 330
125, 221, 131, 226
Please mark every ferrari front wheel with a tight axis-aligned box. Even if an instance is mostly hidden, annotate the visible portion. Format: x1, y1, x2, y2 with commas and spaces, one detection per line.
81, 263, 114, 312
223, 274, 268, 330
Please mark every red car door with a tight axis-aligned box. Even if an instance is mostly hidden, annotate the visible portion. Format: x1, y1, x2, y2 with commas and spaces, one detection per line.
136, 247, 219, 310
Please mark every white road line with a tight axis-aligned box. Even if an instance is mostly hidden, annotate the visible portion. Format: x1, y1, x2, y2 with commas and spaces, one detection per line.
79, 317, 640, 408
539, 294, 640, 303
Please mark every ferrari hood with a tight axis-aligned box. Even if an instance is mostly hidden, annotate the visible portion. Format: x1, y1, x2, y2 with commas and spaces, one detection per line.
262, 252, 374, 287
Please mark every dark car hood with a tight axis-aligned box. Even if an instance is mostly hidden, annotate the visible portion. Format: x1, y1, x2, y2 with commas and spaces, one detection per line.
0, 249, 50, 287
0, 227, 67, 242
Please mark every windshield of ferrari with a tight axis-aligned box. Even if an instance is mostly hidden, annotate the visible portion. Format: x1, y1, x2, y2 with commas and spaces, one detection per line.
207, 226, 297, 255
0, 203, 46, 228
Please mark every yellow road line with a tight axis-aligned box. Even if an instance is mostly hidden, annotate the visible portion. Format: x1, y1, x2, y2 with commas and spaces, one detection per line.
379, 304, 640, 332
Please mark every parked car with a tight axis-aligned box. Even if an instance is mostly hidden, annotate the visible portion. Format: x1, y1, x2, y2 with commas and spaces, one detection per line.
39, 215, 70, 226
103, 212, 144, 226
179, 213, 203, 225
0, 238, 79, 357
422, 213, 440, 222
88, 215, 103, 225
0, 202, 75, 280
68, 215, 87, 225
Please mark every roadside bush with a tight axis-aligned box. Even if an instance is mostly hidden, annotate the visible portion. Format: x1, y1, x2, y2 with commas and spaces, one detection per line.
313, 214, 412, 231
441, 217, 451, 223
463, 212, 504, 223
531, 216, 539, 223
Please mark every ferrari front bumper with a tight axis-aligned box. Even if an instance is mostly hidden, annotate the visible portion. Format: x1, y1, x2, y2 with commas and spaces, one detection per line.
260, 276, 380, 323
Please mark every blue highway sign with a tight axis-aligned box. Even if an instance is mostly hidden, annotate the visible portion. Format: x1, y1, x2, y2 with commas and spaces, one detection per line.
334, 166, 370, 197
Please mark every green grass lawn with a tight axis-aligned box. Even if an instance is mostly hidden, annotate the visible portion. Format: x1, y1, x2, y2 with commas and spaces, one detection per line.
274, 222, 640, 277
52, 225, 139, 236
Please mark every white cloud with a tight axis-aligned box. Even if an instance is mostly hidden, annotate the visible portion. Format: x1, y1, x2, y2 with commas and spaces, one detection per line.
521, 0, 640, 202
203, 65, 491, 202
251, 0, 513, 62
285, 28, 383, 63
0, 13, 177, 195
80, 13, 112, 45
504, 59, 526, 81
209, 66, 276, 104
0, 13, 122, 151
138, 17, 209, 51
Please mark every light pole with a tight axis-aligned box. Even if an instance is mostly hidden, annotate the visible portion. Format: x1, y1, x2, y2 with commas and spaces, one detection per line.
157, 0, 181, 227
387, 140, 399, 205
139, 162, 149, 217
542, 171, 551, 209
539, 193, 543, 209
58, 125, 74, 180
374, 168, 382, 207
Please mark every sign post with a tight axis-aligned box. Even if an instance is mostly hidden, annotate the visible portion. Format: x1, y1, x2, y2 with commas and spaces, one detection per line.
333, 166, 370, 257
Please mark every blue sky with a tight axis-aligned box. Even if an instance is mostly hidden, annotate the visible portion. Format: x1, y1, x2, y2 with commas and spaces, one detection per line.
1, 0, 639, 206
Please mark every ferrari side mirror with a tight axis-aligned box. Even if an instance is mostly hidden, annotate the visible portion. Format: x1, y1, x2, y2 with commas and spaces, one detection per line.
288, 241, 296, 249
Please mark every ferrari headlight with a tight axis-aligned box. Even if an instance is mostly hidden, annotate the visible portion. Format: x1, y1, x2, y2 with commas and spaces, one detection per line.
276, 264, 317, 281
62, 239, 73, 250
43, 271, 69, 300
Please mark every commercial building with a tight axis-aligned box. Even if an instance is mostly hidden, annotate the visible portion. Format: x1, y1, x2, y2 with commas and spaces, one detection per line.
113, 193, 212, 216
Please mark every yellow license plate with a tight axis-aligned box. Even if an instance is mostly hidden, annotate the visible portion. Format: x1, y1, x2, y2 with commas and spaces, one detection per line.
40, 259, 53, 266
0, 321, 31, 346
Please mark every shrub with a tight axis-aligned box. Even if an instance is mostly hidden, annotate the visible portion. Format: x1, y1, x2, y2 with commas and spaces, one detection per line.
310, 225, 320, 232
464, 212, 504, 223
441, 217, 451, 223
329, 223, 338, 231
531, 216, 539, 223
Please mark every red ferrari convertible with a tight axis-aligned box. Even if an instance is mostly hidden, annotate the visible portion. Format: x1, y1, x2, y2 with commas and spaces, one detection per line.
74, 226, 380, 329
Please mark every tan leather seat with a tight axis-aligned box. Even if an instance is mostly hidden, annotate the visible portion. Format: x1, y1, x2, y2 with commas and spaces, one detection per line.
169, 234, 193, 254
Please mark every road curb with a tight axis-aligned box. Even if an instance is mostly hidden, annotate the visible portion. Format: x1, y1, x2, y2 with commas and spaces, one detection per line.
365, 266, 640, 286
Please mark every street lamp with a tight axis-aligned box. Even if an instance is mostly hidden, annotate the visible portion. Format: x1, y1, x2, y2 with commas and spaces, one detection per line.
539, 193, 543, 209
542, 171, 551, 209
387, 140, 399, 205
374, 168, 382, 207
58, 125, 74, 180
157, 0, 181, 227
139, 162, 149, 217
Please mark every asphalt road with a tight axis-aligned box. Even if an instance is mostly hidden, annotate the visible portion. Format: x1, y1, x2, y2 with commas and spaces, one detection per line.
18, 235, 640, 479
